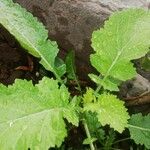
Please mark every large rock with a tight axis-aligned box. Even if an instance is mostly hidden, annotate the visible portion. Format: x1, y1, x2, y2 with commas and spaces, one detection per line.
12, 0, 150, 79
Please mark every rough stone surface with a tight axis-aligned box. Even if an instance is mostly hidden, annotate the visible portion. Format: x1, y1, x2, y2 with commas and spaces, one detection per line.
9, 0, 150, 79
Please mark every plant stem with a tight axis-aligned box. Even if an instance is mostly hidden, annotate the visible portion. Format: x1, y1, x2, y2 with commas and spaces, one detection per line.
113, 137, 130, 144
94, 74, 103, 95
74, 75, 82, 93
95, 84, 102, 94
83, 119, 95, 150
53, 71, 64, 84
128, 124, 150, 132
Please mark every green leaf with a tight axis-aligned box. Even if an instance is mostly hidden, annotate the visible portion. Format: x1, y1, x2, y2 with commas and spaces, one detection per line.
0, 77, 79, 149
89, 74, 120, 91
55, 57, 66, 77
83, 88, 96, 104
83, 137, 97, 145
128, 113, 150, 149
0, 0, 65, 79
65, 50, 76, 80
91, 9, 150, 91
103, 129, 116, 149
84, 93, 130, 133
84, 112, 105, 141
140, 52, 150, 71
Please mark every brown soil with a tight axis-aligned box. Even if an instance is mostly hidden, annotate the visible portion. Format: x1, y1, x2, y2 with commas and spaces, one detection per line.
0, 26, 42, 85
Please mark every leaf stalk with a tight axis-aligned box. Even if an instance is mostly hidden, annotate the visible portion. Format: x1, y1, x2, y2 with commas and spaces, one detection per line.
83, 119, 96, 150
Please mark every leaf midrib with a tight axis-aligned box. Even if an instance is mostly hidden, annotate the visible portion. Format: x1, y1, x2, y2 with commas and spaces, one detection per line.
102, 27, 137, 82
0, 5, 59, 79
0, 108, 62, 126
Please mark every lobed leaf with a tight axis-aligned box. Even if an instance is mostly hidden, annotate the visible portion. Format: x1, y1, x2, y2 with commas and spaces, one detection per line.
0, 0, 65, 79
0, 77, 79, 150
89, 74, 120, 91
90, 9, 150, 91
84, 93, 129, 133
83, 88, 96, 104
128, 113, 150, 149
84, 112, 105, 141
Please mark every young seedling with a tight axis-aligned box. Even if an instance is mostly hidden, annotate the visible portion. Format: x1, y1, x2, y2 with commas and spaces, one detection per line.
0, 0, 150, 149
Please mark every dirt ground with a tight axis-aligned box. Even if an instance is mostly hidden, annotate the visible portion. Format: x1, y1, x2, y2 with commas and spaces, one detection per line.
0, 26, 43, 85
